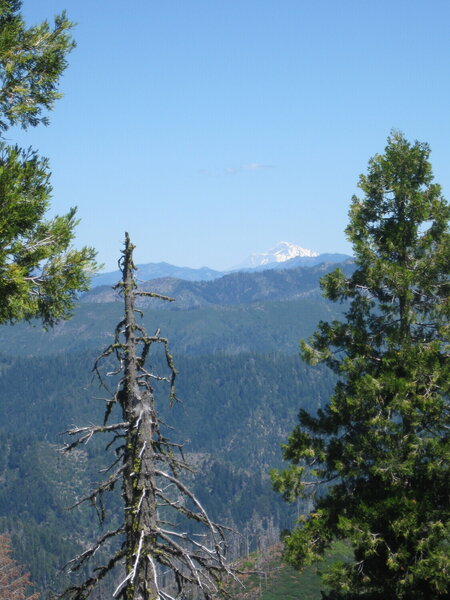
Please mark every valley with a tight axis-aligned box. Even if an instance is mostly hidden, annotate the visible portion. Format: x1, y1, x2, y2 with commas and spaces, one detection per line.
0, 259, 345, 597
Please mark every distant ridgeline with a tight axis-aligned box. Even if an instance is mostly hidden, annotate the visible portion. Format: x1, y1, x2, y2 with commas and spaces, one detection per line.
86, 259, 354, 309
0, 260, 350, 596
91, 251, 352, 287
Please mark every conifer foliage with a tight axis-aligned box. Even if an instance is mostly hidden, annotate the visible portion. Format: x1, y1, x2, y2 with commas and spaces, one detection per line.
61, 234, 235, 600
0, 1, 97, 326
272, 132, 450, 599
0, 533, 39, 600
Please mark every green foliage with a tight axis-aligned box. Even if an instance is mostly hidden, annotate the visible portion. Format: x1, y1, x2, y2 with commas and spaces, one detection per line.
0, 1, 97, 326
273, 132, 450, 599
0, 1, 75, 131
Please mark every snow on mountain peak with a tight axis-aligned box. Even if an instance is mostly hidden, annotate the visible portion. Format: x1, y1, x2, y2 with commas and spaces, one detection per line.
237, 241, 319, 268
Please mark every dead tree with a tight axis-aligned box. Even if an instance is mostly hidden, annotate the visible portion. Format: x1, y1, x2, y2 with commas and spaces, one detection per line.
0, 534, 39, 600
60, 234, 237, 600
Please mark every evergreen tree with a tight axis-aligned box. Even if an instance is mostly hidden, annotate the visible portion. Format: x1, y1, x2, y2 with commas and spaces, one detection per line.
0, 1, 97, 326
272, 132, 450, 599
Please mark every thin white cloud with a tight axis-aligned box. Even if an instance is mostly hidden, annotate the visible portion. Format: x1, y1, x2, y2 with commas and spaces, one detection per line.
199, 163, 275, 176
243, 162, 274, 171
224, 162, 274, 174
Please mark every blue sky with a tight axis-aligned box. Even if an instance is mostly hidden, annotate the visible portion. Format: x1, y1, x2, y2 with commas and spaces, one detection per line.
16, 1, 450, 270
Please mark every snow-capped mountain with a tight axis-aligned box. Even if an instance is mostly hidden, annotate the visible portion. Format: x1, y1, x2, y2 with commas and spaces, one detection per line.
235, 241, 319, 269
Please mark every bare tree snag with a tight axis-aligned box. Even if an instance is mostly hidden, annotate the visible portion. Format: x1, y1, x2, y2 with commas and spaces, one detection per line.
60, 234, 237, 600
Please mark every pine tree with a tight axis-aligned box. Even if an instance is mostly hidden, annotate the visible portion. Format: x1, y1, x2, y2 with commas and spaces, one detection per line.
0, 533, 39, 600
0, 1, 97, 326
272, 132, 450, 599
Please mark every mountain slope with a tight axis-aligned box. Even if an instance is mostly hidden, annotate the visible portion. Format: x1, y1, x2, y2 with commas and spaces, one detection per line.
0, 256, 352, 596
92, 262, 222, 287
83, 261, 354, 309
0, 297, 343, 357
90, 247, 352, 287
0, 350, 335, 594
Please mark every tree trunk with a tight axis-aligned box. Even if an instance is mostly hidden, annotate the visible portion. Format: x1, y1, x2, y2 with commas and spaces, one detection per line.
121, 235, 159, 600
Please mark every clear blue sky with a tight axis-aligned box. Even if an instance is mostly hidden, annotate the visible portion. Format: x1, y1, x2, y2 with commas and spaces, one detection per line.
15, 0, 450, 271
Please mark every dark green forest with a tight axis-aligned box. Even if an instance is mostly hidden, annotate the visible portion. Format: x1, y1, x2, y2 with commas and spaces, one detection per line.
0, 291, 338, 596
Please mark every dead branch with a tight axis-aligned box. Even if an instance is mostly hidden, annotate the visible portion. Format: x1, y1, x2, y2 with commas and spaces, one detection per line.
61, 422, 128, 451
59, 234, 236, 600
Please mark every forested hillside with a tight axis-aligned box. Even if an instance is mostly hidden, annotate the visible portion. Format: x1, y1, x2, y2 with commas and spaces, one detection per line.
0, 297, 343, 358
83, 260, 354, 309
0, 266, 342, 596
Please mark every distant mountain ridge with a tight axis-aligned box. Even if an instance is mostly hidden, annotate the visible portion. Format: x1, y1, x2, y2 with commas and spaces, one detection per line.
84, 260, 355, 310
92, 242, 352, 287
92, 262, 222, 287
